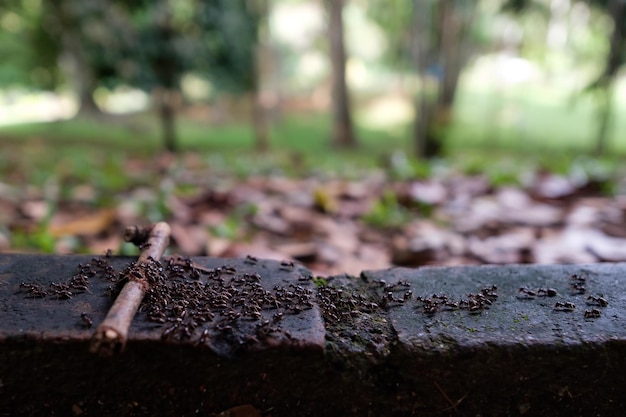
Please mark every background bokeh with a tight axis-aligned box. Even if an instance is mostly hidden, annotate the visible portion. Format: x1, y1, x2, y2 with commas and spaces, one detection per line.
2, 0, 626, 275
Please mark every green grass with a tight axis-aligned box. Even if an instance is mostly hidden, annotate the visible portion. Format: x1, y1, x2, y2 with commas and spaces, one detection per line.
0, 116, 155, 150
2, 83, 626, 186
0, 111, 412, 182
448, 84, 626, 154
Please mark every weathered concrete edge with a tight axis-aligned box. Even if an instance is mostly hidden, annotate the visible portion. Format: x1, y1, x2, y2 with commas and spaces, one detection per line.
361, 262, 626, 350
2, 255, 626, 416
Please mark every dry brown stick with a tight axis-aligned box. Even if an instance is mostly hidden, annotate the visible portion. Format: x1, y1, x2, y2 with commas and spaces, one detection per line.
90, 222, 171, 356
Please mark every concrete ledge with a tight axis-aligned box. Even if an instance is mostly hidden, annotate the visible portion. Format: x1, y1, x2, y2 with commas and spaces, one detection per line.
362, 265, 626, 416
1, 254, 625, 416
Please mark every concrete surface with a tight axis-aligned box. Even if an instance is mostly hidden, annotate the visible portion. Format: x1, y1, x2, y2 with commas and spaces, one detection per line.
1, 254, 625, 416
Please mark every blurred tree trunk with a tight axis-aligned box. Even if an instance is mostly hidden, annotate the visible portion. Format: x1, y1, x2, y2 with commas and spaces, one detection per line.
411, 0, 439, 158
251, 80, 269, 152
595, 85, 614, 155
152, 1, 179, 153
594, 0, 625, 154
411, 0, 474, 159
154, 88, 178, 153
49, 1, 101, 115
65, 43, 101, 116
326, 0, 357, 148
252, 0, 270, 152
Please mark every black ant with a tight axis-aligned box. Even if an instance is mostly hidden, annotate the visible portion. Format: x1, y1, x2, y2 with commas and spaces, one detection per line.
569, 274, 587, 294
586, 295, 608, 307
537, 288, 558, 297
244, 255, 258, 264
518, 287, 536, 299
279, 260, 295, 271
80, 313, 93, 328
19, 283, 48, 298
553, 301, 575, 312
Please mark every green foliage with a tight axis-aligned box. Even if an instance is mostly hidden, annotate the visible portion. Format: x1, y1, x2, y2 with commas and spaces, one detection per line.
0, 0, 61, 88
10, 203, 56, 253
500, 0, 549, 15
503, 0, 626, 100
119, 241, 141, 256
195, 0, 261, 93
312, 276, 328, 287
366, 0, 414, 69
367, 0, 489, 72
10, 226, 56, 253
362, 191, 412, 229
387, 151, 432, 180
485, 164, 523, 187
209, 217, 241, 240
0, 0, 261, 98
209, 203, 257, 240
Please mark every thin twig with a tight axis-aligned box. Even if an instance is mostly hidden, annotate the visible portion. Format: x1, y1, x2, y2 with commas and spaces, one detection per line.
90, 222, 171, 356
434, 380, 469, 414
434, 380, 455, 409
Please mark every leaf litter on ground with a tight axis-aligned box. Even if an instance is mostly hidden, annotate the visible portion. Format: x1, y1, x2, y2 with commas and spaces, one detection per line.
2, 152, 626, 277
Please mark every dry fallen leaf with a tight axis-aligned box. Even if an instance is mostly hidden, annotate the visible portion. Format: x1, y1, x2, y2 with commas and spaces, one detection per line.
312, 186, 338, 213
49, 208, 117, 238
467, 228, 535, 264
531, 173, 577, 199
408, 180, 447, 205
584, 230, 626, 262
532, 227, 599, 264
206, 236, 232, 257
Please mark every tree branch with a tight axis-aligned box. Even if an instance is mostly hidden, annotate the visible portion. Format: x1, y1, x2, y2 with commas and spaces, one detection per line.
90, 222, 171, 356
